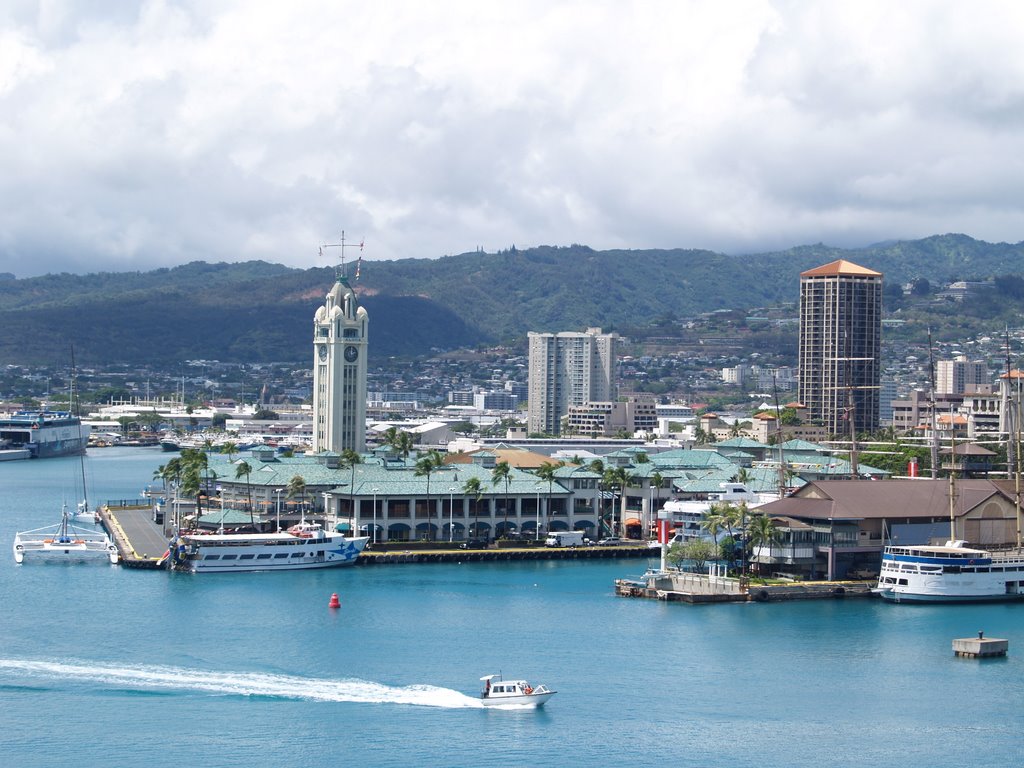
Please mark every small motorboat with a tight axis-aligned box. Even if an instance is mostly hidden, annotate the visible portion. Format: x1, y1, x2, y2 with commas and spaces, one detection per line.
479, 674, 556, 708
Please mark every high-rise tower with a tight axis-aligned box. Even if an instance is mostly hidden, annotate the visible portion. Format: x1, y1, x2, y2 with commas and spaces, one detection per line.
312, 275, 368, 452
798, 259, 882, 435
528, 328, 617, 436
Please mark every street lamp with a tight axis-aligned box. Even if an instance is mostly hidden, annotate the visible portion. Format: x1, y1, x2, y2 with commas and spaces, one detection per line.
274, 488, 283, 531
535, 483, 541, 542
372, 487, 380, 544
448, 487, 456, 542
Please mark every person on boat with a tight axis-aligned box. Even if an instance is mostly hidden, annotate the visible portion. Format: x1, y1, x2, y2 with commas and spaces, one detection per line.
483, 679, 490, 697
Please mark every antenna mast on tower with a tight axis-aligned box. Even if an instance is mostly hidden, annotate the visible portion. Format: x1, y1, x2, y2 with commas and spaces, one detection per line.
321, 231, 365, 280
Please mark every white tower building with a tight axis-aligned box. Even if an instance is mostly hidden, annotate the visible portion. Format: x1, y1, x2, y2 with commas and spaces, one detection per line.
312, 275, 368, 452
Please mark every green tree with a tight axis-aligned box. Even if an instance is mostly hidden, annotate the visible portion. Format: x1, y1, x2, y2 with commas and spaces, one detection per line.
463, 476, 484, 539
414, 450, 445, 541
746, 514, 781, 576
220, 440, 238, 462
605, 466, 637, 536
287, 475, 307, 521
235, 460, 254, 527
340, 448, 362, 520
491, 460, 513, 537
667, 539, 717, 571
382, 426, 415, 458
534, 461, 562, 533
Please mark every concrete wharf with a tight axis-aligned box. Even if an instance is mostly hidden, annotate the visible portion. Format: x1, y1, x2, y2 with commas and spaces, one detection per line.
615, 571, 875, 603
98, 505, 656, 570
100, 504, 168, 569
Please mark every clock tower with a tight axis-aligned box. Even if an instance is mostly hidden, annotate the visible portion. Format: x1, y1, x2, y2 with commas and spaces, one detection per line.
312, 275, 368, 452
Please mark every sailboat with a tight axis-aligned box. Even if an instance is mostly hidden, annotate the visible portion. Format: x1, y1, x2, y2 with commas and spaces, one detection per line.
12, 349, 118, 564
13, 503, 119, 564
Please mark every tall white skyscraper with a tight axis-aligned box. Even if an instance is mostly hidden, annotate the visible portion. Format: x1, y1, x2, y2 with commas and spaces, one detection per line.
312, 276, 368, 452
528, 328, 617, 436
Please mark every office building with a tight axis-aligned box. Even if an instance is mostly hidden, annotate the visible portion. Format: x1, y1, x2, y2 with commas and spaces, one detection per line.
798, 260, 882, 435
528, 328, 617, 435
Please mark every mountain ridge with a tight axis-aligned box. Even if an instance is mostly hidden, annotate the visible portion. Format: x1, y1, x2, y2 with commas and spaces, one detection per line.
2, 233, 1022, 366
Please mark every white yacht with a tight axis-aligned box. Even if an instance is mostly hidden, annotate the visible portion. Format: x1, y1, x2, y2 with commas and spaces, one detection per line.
874, 541, 1024, 602
168, 521, 369, 573
13, 504, 119, 564
479, 674, 556, 708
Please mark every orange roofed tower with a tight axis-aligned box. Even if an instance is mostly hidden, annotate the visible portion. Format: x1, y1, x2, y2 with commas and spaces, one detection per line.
798, 259, 882, 436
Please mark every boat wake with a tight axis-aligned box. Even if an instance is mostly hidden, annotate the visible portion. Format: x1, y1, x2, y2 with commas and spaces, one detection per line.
0, 658, 483, 708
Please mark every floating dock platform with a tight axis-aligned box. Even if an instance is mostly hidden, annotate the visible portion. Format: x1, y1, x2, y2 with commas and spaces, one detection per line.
953, 633, 1008, 658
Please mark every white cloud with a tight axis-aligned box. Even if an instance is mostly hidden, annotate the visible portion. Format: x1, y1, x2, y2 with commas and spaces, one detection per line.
1, 0, 1024, 277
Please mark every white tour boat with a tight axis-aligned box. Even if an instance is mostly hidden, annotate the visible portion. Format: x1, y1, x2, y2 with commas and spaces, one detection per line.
13, 504, 119, 564
479, 674, 556, 708
874, 540, 1024, 602
168, 521, 369, 573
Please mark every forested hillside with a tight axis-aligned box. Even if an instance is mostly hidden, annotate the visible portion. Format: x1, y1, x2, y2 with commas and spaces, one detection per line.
1, 234, 1023, 366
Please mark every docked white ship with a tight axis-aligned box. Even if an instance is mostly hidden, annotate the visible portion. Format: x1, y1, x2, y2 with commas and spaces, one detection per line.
874, 541, 1024, 602
13, 505, 119, 564
168, 522, 369, 573
0, 410, 89, 458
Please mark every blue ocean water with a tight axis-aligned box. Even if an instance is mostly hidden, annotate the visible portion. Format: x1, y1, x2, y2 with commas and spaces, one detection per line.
3, 448, 1024, 768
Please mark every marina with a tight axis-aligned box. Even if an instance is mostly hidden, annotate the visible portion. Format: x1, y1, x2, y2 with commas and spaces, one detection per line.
4, 447, 1024, 768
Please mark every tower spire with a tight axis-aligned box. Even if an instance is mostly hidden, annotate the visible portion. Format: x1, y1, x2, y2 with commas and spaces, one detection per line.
321, 231, 365, 281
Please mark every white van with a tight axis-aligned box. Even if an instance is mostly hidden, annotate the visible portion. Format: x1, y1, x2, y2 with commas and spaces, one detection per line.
544, 531, 587, 548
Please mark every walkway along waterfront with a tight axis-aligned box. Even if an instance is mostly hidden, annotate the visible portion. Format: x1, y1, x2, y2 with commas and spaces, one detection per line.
103, 503, 656, 569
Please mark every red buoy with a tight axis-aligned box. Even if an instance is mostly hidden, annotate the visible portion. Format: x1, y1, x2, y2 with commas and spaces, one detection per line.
328, 592, 341, 609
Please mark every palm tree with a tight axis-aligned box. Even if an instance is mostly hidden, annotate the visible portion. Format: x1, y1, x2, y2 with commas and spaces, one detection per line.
235, 460, 254, 528
220, 440, 238, 462
733, 467, 752, 486
340, 448, 362, 521
534, 461, 561, 535
287, 475, 307, 522
463, 476, 484, 539
382, 427, 415, 459
604, 466, 636, 537
648, 470, 665, 538
746, 513, 781, 577
700, 502, 728, 549
180, 448, 209, 519
414, 450, 444, 541
491, 460, 513, 538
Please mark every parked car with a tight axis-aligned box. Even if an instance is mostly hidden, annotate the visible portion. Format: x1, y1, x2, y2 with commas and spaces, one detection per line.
596, 537, 626, 546
460, 538, 490, 549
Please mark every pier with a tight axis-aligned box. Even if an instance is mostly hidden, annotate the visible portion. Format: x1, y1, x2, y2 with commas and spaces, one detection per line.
100, 504, 168, 569
615, 570, 874, 603
97, 504, 656, 570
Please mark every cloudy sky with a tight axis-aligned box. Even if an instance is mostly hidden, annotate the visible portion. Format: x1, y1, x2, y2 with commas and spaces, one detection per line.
2, 0, 1023, 278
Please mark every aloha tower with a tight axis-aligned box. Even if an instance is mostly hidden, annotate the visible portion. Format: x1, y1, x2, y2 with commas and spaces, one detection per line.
312, 274, 368, 452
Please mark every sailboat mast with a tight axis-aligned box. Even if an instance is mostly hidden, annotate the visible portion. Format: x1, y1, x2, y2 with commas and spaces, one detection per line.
948, 406, 957, 542
71, 346, 89, 511
929, 328, 939, 480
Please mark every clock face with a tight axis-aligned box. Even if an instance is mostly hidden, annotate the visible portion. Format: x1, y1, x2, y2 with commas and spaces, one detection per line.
318, 345, 328, 360
344, 345, 359, 362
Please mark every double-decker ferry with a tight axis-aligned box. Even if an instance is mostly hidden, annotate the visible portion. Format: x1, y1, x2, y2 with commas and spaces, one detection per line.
874, 540, 1024, 602
0, 410, 89, 458
168, 522, 369, 573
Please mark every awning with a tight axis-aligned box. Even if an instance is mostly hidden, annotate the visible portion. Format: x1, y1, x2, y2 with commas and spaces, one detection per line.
624, 518, 642, 526
335, 522, 352, 532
